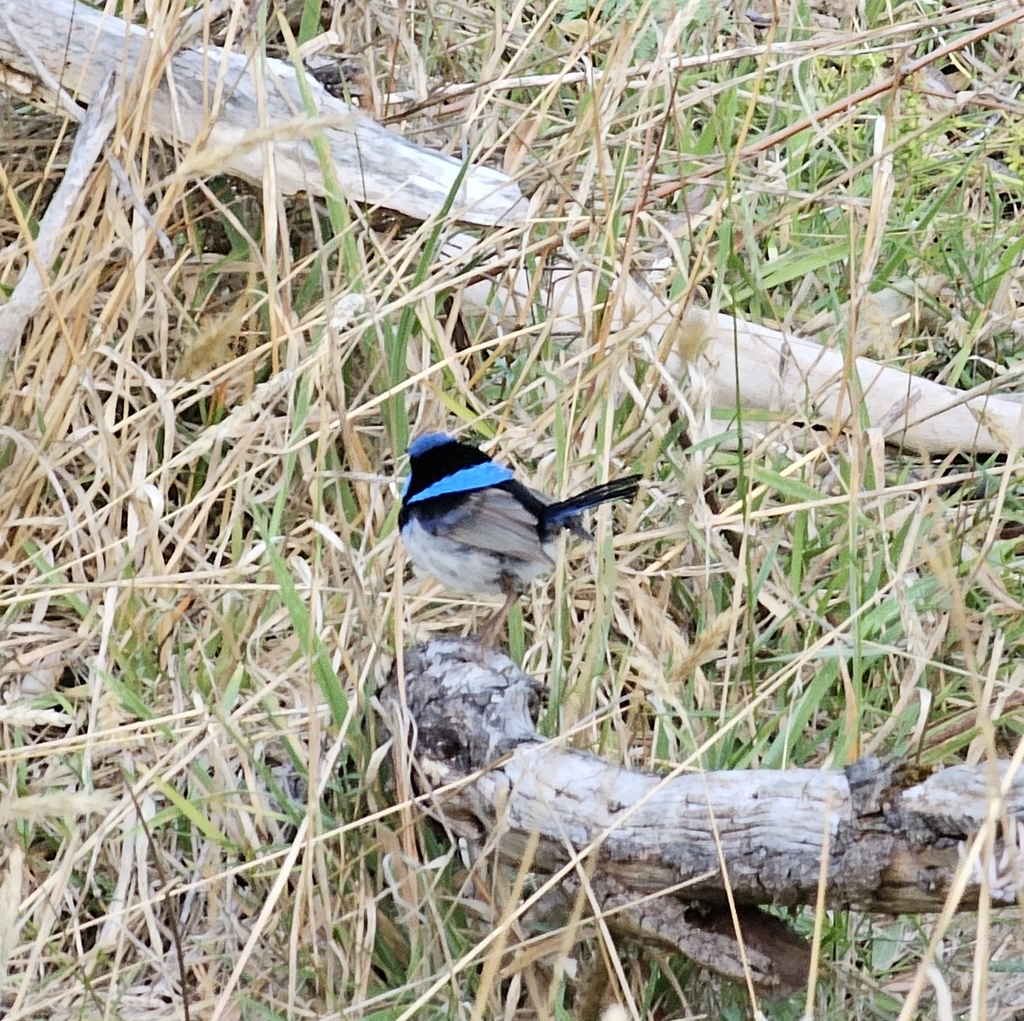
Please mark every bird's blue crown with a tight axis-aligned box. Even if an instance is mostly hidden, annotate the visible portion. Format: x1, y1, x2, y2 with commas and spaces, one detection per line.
407, 432, 457, 458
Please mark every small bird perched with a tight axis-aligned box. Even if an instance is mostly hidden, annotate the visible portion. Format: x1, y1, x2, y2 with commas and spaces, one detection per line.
399, 432, 641, 638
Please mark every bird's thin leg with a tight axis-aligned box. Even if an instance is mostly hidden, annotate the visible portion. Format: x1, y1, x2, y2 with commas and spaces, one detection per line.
479, 574, 519, 646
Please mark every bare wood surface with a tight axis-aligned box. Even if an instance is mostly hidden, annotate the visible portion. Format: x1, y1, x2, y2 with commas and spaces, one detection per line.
2, 0, 1021, 457
441, 233, 1024, 457
0, 68, 117, 366
0, 0, 527, 226
383, 638, 1024, 917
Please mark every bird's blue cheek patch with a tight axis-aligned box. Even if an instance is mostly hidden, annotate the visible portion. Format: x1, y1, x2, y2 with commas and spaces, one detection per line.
405, 462, 513, 504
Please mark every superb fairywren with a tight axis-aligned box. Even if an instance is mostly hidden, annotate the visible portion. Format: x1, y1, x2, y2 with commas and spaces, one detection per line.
399, 432, 641, 637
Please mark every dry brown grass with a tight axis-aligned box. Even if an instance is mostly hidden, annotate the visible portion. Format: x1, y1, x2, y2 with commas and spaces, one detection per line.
2, 0, 1024, 1018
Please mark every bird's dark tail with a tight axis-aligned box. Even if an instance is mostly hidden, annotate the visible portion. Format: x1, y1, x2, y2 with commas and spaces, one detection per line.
541, 475, 642, 537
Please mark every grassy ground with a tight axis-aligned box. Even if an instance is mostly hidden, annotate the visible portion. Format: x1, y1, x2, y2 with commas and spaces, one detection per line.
2, 0, 1024, 1018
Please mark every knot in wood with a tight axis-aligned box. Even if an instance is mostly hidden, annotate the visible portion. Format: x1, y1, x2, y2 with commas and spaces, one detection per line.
383, 638, 543, 771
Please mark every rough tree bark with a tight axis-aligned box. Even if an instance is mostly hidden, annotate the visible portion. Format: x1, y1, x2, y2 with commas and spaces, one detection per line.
381, 638, 1024, 992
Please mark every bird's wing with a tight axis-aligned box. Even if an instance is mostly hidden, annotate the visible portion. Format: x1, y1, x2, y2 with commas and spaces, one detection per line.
431, 488, 553, 564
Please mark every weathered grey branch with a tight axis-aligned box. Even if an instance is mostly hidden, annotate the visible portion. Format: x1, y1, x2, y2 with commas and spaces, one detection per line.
0, 66, 117, 368
0, 0, 527, 226
525, 874, 814, 995
441, 234, 1024, 457
3, 0, 1021, 458
382, 639, 1024, 987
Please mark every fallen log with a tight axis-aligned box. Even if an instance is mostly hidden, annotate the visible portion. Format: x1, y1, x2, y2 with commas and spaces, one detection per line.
0, 0, 527, 226
441, 233, 1024, 456
381, 638, 1024, 990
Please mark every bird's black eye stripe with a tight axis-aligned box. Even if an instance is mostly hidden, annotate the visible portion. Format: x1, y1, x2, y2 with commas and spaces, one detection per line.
404, 441, 494, 502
